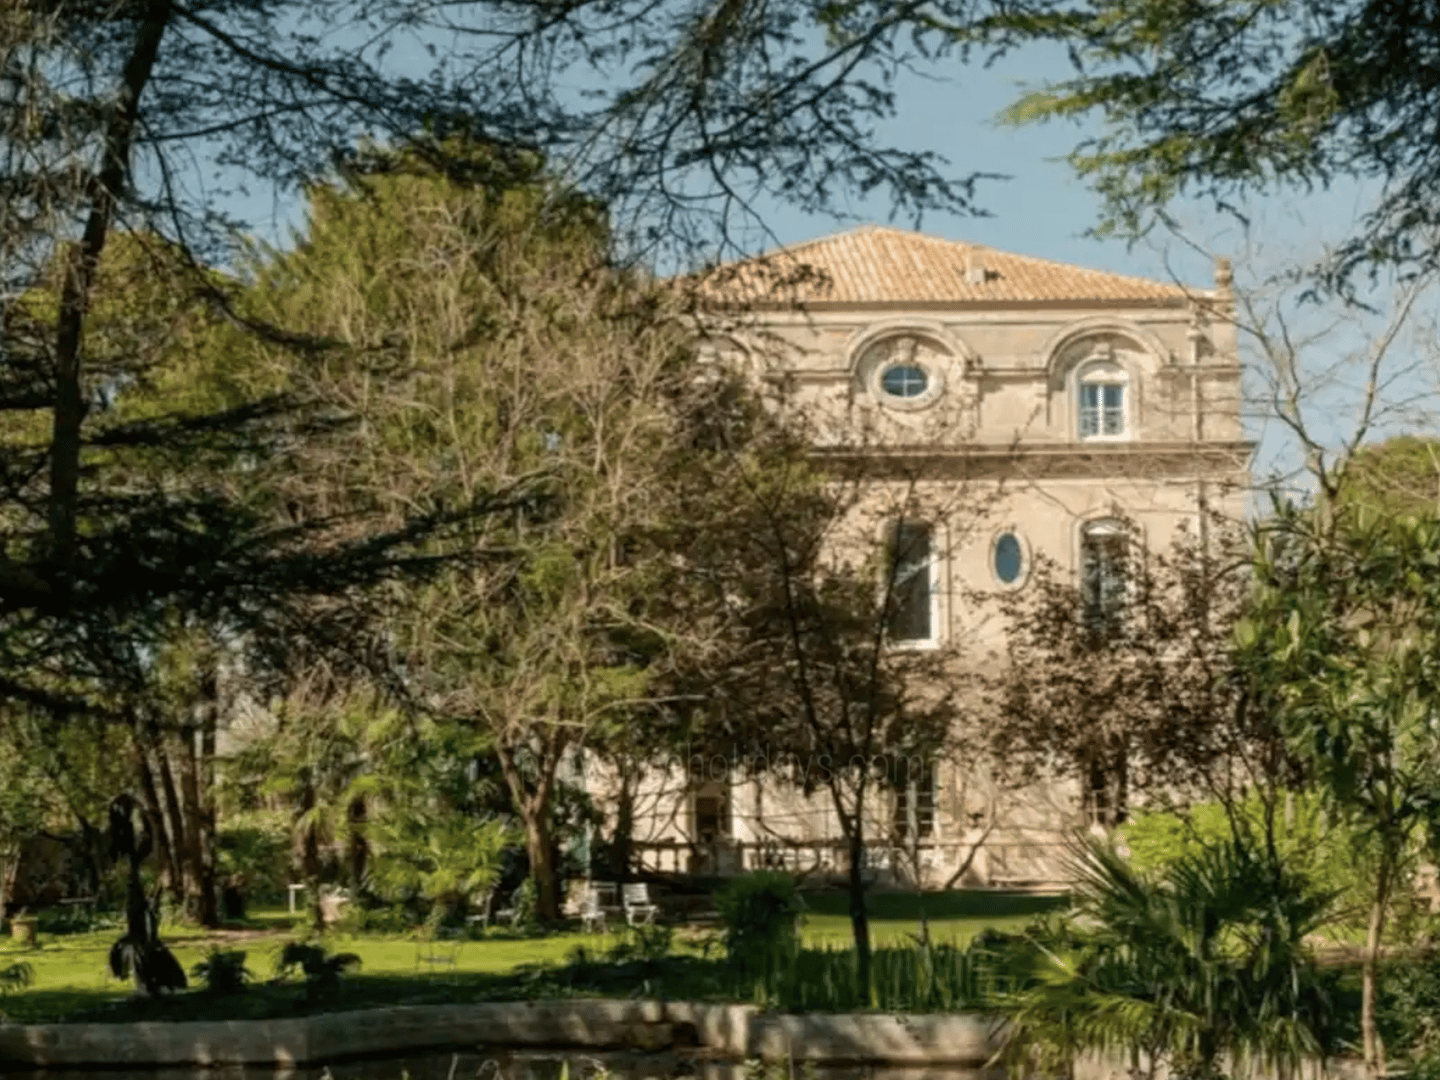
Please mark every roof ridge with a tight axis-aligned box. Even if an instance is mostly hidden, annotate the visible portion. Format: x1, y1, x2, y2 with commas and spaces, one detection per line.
974, 243, 1194, 290
707, 225, 1196, 303
754, 223, 972, 259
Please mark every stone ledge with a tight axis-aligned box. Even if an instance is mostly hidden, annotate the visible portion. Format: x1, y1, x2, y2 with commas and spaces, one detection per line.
0, 1000, 999, 1068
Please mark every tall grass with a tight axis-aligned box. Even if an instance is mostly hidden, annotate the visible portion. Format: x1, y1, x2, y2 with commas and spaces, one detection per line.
745, 939, 984, 1012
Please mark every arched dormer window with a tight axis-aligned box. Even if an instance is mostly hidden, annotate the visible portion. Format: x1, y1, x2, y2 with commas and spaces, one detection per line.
1077, 360, 1128, 440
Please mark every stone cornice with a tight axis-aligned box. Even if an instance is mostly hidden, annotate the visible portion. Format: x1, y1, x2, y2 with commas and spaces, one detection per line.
737, 297, 1194, 315
812, 440, 1254, 480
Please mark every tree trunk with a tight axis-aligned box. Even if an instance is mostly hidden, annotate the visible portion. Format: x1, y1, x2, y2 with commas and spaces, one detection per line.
1112, 746, 1129, 826
134, 750, 179, 896
612, 762, 635, 883
291, 781, 325, 931
524, 811, 560, 922
495, 739, 565, 922
0, 849, 17, 924
149, 738, 190, 911
846, 829, 871, 1001
346, 795, 368, 894
1362, 861, 1393, 1080
177, 719, 218, 927
48, 0, 170, 575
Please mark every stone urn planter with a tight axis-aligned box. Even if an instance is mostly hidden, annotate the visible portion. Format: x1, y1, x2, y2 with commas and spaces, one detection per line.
9, 914, 37, 947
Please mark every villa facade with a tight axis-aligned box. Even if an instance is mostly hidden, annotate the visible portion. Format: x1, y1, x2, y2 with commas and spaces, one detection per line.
594, 226, 1252, 889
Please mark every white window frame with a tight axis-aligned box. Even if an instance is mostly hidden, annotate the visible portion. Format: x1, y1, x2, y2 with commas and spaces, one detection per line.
883, 520, 943, 650
1077, 360, 1130, 442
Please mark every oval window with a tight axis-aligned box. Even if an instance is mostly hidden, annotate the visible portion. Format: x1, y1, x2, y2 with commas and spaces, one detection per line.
880, 363, 929, 398
993, 532, 1024, 585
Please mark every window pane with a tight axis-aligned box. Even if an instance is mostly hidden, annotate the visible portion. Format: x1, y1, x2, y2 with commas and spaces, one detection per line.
1102, 384, 1125, 435
993, 532, 1023, 584
888, 523, 933, 642
1079, 384, 1100, 437
881, 363, 929, 398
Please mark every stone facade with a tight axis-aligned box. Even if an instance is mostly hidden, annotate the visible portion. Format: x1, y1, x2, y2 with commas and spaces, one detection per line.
595, 226, 1251, 889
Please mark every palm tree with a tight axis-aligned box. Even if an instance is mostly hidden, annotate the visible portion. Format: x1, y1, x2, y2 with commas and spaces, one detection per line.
368, 808, 514, 929
991, 839, 1341, 1080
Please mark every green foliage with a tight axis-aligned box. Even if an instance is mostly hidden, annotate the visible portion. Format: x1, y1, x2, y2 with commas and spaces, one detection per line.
274, 942, 362, 1000
993, 840, 1340, 1080
1237, 505, 1440, 973
1123, 792, 1373, 924
759, 939, 982, 1012
0, 962, 33, 994
1378, 953, 1440, 1080
1334, 437, 1440, 523
509, 879, 540, 934
605, 922, 675, 964
715, 872, 806, 979
368, 810, 514, 925
190, 949, 252, 995
216, 822, 291, 905
332, 902, 411, 937
991, 0, 1440, 284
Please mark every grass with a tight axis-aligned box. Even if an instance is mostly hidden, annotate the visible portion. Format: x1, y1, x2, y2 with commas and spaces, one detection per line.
0, 890, 1066, 1024
800, 888, 1068, 946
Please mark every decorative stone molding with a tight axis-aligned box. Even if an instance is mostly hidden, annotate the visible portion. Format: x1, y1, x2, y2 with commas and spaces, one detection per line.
813, 442, 1253, 482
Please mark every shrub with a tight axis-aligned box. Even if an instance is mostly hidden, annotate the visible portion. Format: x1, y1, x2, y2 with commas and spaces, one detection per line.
368, 810, 513, 927
606, 922, 674, 963
191, 949, 251, 994
0, 962, 32, 994
715, 871, 805, 980
333, 901, 410, 936
510, 877, 539, 933
275, 941, 361, 1000
36, 904, 97, 936
993, 839, 1342, 1080
1379, 952, 1440, 1080
216, 821, 291, 907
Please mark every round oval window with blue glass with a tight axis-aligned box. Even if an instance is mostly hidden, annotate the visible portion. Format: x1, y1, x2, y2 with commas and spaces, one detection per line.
993, 532, 1024, 585
881, 363, 929, 399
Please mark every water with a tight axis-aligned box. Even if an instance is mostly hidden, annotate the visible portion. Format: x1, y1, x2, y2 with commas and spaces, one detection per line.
4, 1048, 996, 1080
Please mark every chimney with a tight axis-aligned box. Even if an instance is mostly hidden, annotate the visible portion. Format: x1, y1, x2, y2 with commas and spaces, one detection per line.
965, 251, 986, 286
1213, 256, 1233, 296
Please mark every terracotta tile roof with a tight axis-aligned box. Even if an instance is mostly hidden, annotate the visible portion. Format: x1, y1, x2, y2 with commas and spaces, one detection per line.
700, 225, 1195, 306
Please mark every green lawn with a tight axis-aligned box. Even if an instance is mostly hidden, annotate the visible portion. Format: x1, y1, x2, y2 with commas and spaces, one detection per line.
0, 890, 1067, 1024
800, 889, 1068, 946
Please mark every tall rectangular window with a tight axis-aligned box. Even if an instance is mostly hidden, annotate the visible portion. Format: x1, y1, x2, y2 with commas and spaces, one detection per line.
1078, 361, 1128, 439
893, 762, 937, 841
886, 522, 936, 645
1081, 520, 1128, 632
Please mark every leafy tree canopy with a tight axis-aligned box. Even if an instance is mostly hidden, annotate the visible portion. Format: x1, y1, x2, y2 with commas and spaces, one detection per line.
995, 0, 1440, 287
1333, 436, 1440, 522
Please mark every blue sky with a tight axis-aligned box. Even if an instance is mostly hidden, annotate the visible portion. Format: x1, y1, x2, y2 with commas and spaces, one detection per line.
225, 34, 1435, 494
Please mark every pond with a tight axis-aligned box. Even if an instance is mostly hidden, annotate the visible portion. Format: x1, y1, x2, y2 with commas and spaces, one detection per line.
6, 1048, 994, 1080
